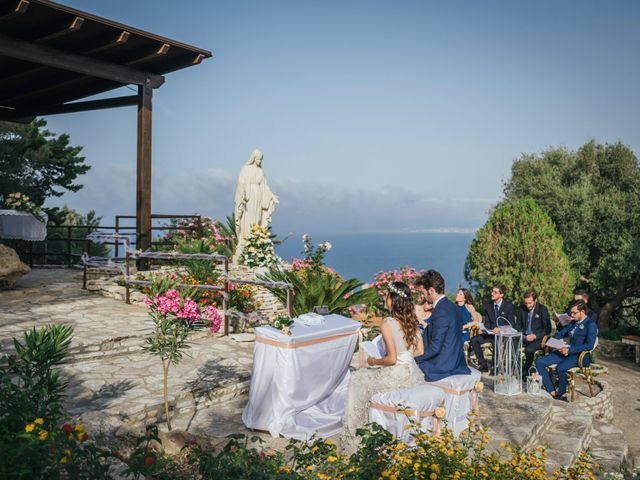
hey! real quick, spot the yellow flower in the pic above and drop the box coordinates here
[327,455,337,462]
[25,423,35,433]
[431,464,440,472]
[434,407,446,419]
[474,381,484,392]
[60,456,68,464]
[34,418,44,425]
[64,449,71,456]
[430,473,438,480]
[38,430,49,441]
[74,424,84,433]
[306,465,315,471]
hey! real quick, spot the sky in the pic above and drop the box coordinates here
[43,0,640,236]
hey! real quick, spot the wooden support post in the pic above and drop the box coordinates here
[223,258,230,335]
[67,225,72,267]
[136,79,152,270]
[82,237,89,290]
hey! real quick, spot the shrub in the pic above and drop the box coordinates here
[465,198,575,312]
[258,267,377,317]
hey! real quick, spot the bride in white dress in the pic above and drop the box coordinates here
[341,281,424,453]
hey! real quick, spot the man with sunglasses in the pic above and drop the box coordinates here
[535,299,598,401]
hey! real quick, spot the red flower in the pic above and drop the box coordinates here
[145,456,155,466]
[78,432,88,442]
[62,423,73,434]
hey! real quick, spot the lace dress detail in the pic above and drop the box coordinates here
[340,317,424,453]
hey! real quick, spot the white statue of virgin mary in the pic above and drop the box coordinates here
[233,149,278,261]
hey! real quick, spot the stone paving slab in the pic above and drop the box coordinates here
[0,269,153,357]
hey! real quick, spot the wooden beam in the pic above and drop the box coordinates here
[126,43,171,68]
[5,94,138,117]
[193,53,205,65]
[136,80,152,269]
[0,33,165,88]
[0,0,29,22]
[35,16,84,43]
[84,31,130,55]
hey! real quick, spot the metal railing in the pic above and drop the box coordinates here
[6,214,204,267]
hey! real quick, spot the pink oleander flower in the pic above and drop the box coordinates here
[178,298,201,321]
[205,305,223,333]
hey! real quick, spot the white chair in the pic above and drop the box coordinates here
[428,368,482,437]
[368,384,446,443]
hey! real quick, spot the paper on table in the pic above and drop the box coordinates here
[545,338,569,350]
[554,312,571,327]
[296,312,325,326]
[360,334,386,359]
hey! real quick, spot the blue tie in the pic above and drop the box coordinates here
[526,310,533,335]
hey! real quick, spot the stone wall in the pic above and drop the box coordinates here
[597,338,635,360]
[577,379,614,422]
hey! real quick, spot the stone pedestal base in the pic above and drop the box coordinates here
[0,243,30,289]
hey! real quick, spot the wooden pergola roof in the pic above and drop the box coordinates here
[0,0,211,121]
[0,0,212,266]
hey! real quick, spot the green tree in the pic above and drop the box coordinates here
[0,119,88,208]
[503,141,640,332]
[464,198,575,313]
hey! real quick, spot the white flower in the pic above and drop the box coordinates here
[321,242,332,251]
[302,234,310,242]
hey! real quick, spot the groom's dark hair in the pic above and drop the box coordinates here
[415,270,445,294]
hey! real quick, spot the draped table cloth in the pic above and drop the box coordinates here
[0,209,47,241]
[242,314,361,440]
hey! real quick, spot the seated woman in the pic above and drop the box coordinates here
[341,281,424,453]
[415,298,433,335]
[456,288,480,343]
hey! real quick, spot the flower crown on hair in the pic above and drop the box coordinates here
[387,282,409,299]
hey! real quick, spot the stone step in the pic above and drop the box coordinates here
[589,420,627,476]
[63,334,254,438]
[538,401,593,474]
[480,375,555,452]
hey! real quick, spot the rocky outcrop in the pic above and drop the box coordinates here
[0,243,30,289]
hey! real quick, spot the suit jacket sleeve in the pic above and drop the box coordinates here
[415,312,447,362]
[568,321,598,355]
[554,323,572,339]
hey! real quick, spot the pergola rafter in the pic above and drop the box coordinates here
[0,0,212,267]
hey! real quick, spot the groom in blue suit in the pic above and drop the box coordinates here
[414,270,470,382]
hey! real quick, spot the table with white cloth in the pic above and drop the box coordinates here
[242,314,361,440]
[0,209,47,241]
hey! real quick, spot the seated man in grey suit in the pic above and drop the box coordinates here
[414,270,470,381]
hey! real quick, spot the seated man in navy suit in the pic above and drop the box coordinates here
[470,284,517,373]
[535,299,598,401]
[414,270,470,382]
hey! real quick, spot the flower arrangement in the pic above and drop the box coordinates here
[184,275,261,313]
[3,192,45,221]
[272,314,294,335]
[238,224,281,268]
[143,274,223,430]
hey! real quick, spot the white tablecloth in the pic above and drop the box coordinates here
[0,209,47,241]
[242,314,361,439]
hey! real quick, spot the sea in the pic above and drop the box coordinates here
[275,232,475,290]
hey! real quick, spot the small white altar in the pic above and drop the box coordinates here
[0,209,47,241]
[242,314,360,440]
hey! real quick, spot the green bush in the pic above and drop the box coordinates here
[258,267,377,317]
[465,198,575,312]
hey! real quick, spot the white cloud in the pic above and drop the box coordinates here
[46,166,493,234]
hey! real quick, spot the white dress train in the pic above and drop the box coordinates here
[340,317,424,453]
